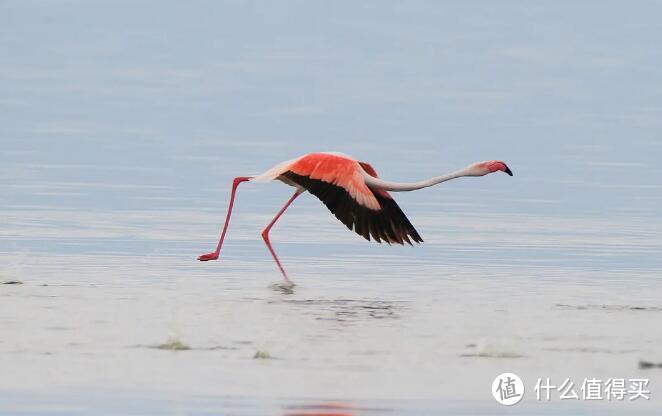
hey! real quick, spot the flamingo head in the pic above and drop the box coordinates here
[466,160,513,177]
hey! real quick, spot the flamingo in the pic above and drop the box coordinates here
[198,152,512,283]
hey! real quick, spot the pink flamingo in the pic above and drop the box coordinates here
[198,152,512,283]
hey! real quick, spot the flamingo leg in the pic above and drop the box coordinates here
[198,176,252,261]
[261,189,304,282]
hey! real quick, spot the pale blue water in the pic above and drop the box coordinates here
[1,1,662,415]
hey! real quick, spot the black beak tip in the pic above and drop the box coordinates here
[504,166,513,176]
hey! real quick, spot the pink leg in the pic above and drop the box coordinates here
[261,190,303,282]
[198,176,252,261]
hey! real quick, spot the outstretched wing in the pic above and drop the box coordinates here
[281,153,423,245]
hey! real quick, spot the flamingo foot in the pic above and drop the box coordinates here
[197,252,219,261]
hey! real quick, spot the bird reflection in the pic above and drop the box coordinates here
[283,402,353,416]
[283,401,390,416]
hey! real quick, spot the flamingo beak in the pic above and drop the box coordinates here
[503,165,513,176]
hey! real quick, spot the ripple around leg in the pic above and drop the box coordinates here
[269,281,296,294]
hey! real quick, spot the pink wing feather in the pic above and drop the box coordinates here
[287,153,381,210]
[281,153,423,245]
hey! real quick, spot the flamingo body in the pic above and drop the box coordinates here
[277,153,423,244]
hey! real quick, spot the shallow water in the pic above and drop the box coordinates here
[2,1,662,414]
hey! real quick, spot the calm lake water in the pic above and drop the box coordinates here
[1,1,662,415]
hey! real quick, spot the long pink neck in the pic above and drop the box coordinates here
[361,167,472,192]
